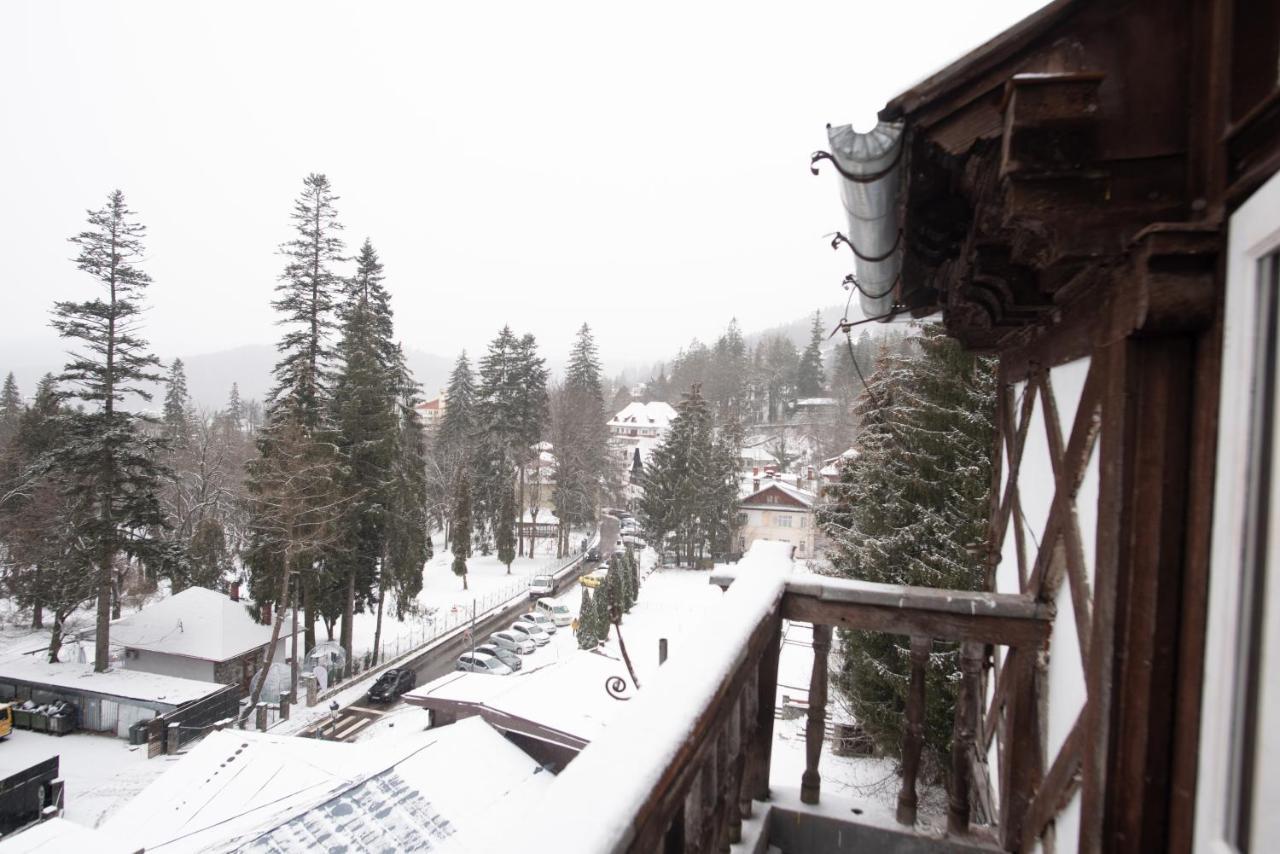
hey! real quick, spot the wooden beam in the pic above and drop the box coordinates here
[782,582,1050,647]
[1021,713,1085,851]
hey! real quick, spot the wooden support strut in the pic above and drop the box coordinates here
[800,624,832,804]
[949,641,984,835]
[897,635,932,825]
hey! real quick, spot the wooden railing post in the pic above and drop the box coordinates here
[738,667,759,822]
[751,613,782,802]
[897,635,931,825]
[800,623,832,804]
[948,641,983,835]
[726,693,745,845]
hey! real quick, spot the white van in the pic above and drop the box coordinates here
[534,597,573,627]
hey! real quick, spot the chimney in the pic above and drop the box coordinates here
[753,476,760,492]
[752,466,759,477]
[230,580,240,602]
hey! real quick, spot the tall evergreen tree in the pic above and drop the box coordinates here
[638,385,739,566]
[163,358,193,448]
[224,383,245,433]
[250,173,346,651]
[327,239,400,666]
[796,310,827,398]
[576,586,599,649]
[0,373,21,448]
[818,325,995,774]
[553,324,610,555]
[50,190,167,671]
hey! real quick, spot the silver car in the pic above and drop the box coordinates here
[474,643,523,672]
[517,611,558,634]
[510,620,551,647]
[456,651,512,675]
[489,630,535,655]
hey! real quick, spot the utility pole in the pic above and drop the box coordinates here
[470,599,476,662]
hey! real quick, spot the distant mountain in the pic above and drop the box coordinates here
[0,339,451,411]
[182,345,452,408]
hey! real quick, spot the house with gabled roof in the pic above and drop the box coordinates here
[737,479,818,560]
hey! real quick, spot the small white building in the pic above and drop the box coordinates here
[109,587,292,693]
[736,480,818,559]
[608,401,677,467]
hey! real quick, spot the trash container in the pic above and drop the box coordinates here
[13,708,30,730]
[30,708,48,733]
[128,718,148,745]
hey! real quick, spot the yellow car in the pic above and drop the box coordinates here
[0,703,12,739]
[580,568,608,589]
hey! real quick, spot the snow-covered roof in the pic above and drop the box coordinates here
[795,397,838,407]
[520,509,560,525]
[406,652,627,748]
[2,818,116,853]
[102,716,551,853]
[608,400,677,429]
[739,445,778,464]
[0,657,225,707]
[108,587,290,663]
[739,480,817,508]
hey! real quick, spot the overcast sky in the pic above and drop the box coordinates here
[2,1,1048,376]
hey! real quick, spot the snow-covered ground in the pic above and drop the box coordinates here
[0,728,175,829]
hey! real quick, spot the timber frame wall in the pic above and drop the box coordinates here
[867,0,1280,851]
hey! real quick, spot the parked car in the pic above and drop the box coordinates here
[621,534,646,548]
[586,547,601,563]
[367,668,416,703]
[456,651,513,675]
[489,630,535,655]
[510,621,551,646]
[528,575,556,599]
[474,643,522,672]
[534,597,573,627]
[517,611,558,634]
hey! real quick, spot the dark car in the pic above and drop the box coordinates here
[586,547,601,563]
[367,668,416,703]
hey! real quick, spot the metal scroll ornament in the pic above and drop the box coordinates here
[604,604,642,702]
[605,675,632,701]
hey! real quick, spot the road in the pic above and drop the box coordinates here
[304,515,621,741]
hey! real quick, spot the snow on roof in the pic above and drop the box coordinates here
[2,817,118,853]
[740,480,817,508]
[608,400,677,428]
[520,509,560,525]
[739,445,777,463]
[0,657,225,707]
[102,716,550,853]
[406,652,624,747]
[416,397,442,411]
[796,397,837,406]
[518,541,794,851]
[108,587,290,663]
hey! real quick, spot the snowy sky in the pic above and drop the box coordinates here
[2,1,1049,371]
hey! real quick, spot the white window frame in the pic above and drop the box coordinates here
[1197,169,1280,854]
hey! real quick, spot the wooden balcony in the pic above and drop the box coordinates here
[527,561,1052,854]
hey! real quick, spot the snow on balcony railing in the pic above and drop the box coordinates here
[521,541,793,853]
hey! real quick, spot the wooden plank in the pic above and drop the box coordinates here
[783,592,1049,647]
[1021,713,1085,851]
[1000,638,1043,851]
[949,641,984,834]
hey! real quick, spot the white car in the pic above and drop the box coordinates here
[456,651,513,675]
[528,575,555,599]
[489,630,535,655]
[510,621,551,647]
[534,597,573,627]
[517,611,558,634]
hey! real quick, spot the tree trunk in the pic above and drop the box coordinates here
[462,572,468,591]
[340,570,354,678]
[244,553,292,725]
[303,571,316,651]
[529,508,538,562]
[48,613,64,664]
[95,545,112,672]
[31,572,43,630]
[372,555,386,667]
[517,464,526,557]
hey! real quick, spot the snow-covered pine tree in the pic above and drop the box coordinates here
[162,359,193,448]
[384,346,432,618]
[553,324,611,555]
[0,373,21,448]
[327,239,400,667]
[512,333,549,556]
[225,383,245,434]
[449,472,472,590]
[795,310,827,398]
[473,326,520,534]
[249,173,346,651]
[50,190,168,671]
[818,324,995,774]
[576,587,598,649]
[590,573,614,640]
